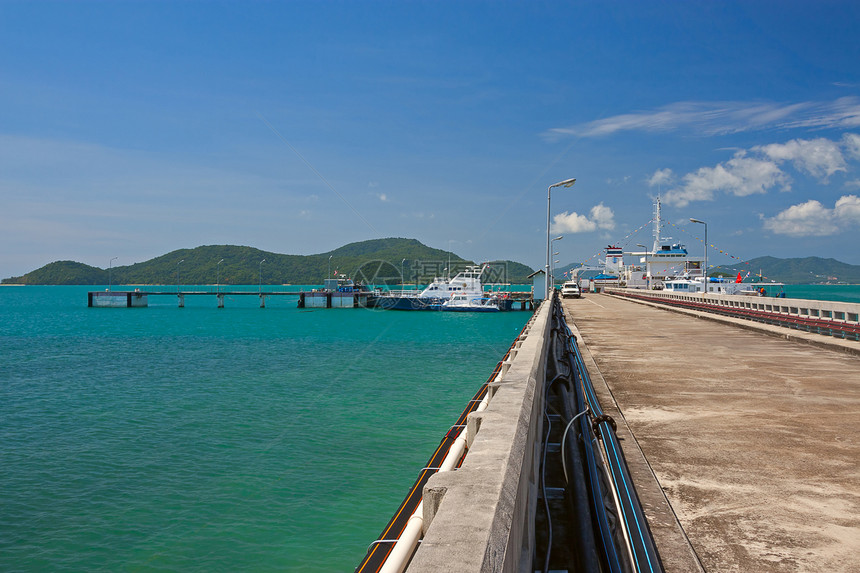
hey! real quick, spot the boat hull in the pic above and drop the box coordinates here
[369,295,516,311]
[440,305,500,312]
[368,296,445,310]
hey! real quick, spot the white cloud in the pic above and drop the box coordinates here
[659,133,860,207]
[663,152,790,207]
[605,175,631,185]
[762,200,838,236]
[762,195,860,236]
[648,168,673,187]
[546,97,860,139]
[377,193,389,202]
[552,203,615,233]
[835,194,860,225]
[843,133,860,160]
[552,211,595,233]
[755,137,846,180]
[590,203,616,230]
[783,96,860,130]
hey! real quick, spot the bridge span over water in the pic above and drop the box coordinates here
[358,291,859,573]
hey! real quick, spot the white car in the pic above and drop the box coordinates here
[561,281,581,298]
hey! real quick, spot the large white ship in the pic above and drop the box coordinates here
[571,197,783,296]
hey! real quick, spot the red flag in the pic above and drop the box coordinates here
[735,272,742,283]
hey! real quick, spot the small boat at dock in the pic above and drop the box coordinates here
[369,264,492,310]
[441,293,501,312]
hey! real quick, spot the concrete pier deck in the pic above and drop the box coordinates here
[562,293,860,572]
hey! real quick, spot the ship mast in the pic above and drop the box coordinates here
[652,195,666,253]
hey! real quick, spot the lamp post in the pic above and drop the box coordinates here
[401,258,407,287]
[550,235,563,290]
[546,178,576,299]
[328,255,333,281]
[216,259,224,293]
[689,218,707,294]
[108,256,118,292]
[259,259,266,293]
[177,259,184,292]
[637,244,649,290]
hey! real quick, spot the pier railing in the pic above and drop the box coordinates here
[606,287,860,341]
[123,285,304,294]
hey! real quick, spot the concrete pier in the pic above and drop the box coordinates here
[562,293,860,572]
[391,292,858,572]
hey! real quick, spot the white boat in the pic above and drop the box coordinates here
[370,264,493,310]
[440,293,501,312]
[663,275,785,297]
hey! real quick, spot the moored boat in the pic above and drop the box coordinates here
[369,264,491,310]
[663,275,785,297]
[440,293,501,312]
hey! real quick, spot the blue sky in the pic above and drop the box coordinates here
[2,1,860,279]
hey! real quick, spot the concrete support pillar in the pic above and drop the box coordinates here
[217,293,224,308]
[259,294,266,308]
[178,294,185,308]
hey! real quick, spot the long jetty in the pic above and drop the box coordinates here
[90,287,303,308]
[358,289,860,572]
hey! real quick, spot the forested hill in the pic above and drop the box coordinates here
[712,256,860,284]
[2,238,535,286]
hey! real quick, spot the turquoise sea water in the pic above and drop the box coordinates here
[0,286,531,572]
[3,284,858,572]
[782,284,860,303]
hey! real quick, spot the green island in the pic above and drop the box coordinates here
[2,238,535,286]
[4,238,860,286]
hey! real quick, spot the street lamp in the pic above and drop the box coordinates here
[550,235,563,290]
[637,244,649,290]
[216,259,225,293]
[546,178,576,299]
[401,258,407,287]
[689,218,707,294]
[108,256,118,292]
[177,259,184,292]
[259,259,266,293]
[328,255,333,281]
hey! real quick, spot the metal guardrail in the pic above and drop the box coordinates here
[608,289,860,341]
[548,297,665,573]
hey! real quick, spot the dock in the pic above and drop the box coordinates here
[356,290,860,572]
[88,287,535,310]
[88,288,303,308]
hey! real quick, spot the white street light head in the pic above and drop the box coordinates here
[547,177,576,301]
[553,235,563,241]
[550,178,577,189]
[690,218,704,224]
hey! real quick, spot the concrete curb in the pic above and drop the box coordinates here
[407,300,552,573]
